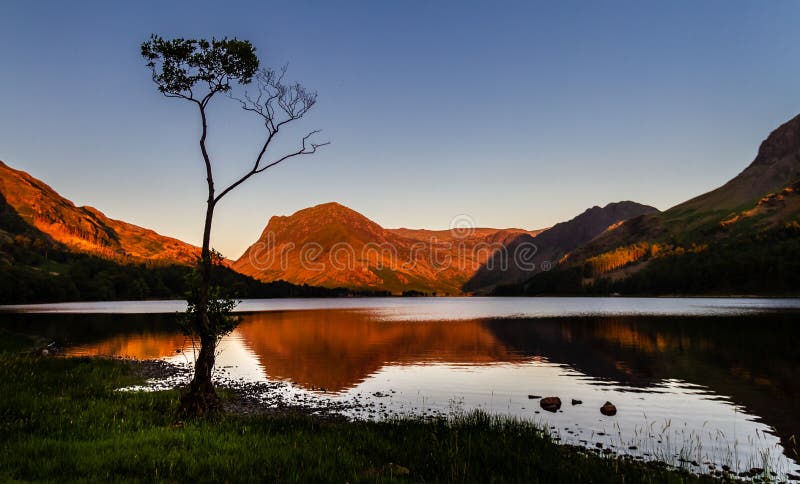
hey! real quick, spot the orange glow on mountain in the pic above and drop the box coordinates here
[232,202,545,294]
[0,161,200,265]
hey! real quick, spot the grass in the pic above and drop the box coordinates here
[0,329,719,483]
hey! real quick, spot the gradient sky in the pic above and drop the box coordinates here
[1,1,799,258]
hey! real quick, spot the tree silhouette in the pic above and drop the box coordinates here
[141,35,327,416]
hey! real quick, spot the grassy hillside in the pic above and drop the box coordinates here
[498,114,800,296]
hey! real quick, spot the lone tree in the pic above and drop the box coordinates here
[142,35,327,416]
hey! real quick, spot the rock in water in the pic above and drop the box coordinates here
[527,395,541,399]
[600,401,617,416]
[540,396,562,412]
[571,399,582,405]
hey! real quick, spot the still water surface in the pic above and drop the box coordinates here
[2,297,799,476]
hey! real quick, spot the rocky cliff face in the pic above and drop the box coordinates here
[668,113,800,221]
[0,160,199,265]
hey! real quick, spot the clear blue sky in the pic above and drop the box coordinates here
[1,1,799,258]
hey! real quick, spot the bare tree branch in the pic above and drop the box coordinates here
[215,130,329,203]
[213,67,328,203]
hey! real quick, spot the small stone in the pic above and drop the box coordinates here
[539,396,562,412]
[571,399,582,405]
[600,401,617,416]
[528,395,542,399]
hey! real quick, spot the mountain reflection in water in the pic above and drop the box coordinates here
[237,310,526,391]
[3,305,799,473]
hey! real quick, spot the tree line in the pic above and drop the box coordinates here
[0,234,379,304]
[494,222,800,296]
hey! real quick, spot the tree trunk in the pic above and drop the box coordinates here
[179,199,220,416]
[179,332,219,416]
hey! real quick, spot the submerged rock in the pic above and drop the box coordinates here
[540,396,562,412]
[600,401,617,416]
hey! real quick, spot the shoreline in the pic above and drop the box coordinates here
[115,356,796,482]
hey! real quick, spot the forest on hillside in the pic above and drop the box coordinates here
[494,223,800,296]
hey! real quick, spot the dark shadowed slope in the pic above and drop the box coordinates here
[464,201,659,293]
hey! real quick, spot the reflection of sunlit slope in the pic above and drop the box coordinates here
[235,310,524,392]
[587,317,800,439]
[65,333,189,359]
[572,319,713,353]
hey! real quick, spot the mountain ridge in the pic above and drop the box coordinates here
[233,200,656,294]
[464,201,660,292]
[503,112,800,295]
[232,201,550,294]
[0,160,200,265]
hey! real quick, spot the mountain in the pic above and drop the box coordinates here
[0,160,199,265]
[463,201,659,293]
[503,113,800,295]
[0,161,352,303]
[232,202,545,294]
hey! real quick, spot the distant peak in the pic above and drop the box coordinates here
[308,201,350,211]
[603,201,660,212]
[261,202,374,232]
[578,201,659,218]
[753,113,800,166]
[292,201,364,218]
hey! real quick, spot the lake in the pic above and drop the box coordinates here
[2,297,799,477]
